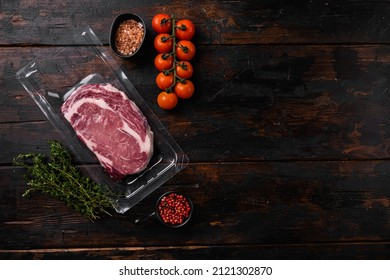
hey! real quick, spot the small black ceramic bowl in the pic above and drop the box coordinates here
[134,192,193,228]
[155,192,194,228]
[109,13,146,59]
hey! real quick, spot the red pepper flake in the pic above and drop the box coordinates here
[157,193,192,225]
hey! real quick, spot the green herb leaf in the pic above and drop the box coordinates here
[13,140,112,220]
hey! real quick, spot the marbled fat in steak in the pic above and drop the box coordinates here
[61,83,153,180]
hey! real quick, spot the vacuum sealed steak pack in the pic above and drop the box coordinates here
[16,25,188,213]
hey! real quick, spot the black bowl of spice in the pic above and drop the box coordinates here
[109,13,146,59]
[156,192,193,228]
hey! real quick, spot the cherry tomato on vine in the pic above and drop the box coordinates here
[176,40,196,61]
[154,54,174,71]
[174,80,195,99]
[157,91,178,110]
[156,72,174,90]
[152,13,172,33]
[154,33,173,53]
[175,61,193,79]
[175,19,195,40]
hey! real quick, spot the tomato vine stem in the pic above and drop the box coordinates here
[175,23,187,31]
[161,52,172,60]
[160,14,191,93]
[167,14,177,93]
[161,16,171,25]
[161,35,174,42]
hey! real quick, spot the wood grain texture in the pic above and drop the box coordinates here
[2,243,390,260]
[1,45,390,164]
[1,161,390,252]
[2,0,390,45]
[1,0,390,260]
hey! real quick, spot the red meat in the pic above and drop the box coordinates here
[61,83,153,180]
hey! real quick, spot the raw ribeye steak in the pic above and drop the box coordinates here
[61,83,153,180]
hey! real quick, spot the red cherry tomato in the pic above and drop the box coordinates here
[157,91,178,110]
[175,19,195,40]
[154,33,173,53]
[156,72,174,90]
[175,61,193,79]
[174,80,195,99]
[176,40,196,61]
[152,14,172,33]
[154,54,174,71]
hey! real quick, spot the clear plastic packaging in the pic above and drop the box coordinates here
[16,25,188,213]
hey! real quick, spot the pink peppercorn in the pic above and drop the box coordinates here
[157,192,192,226]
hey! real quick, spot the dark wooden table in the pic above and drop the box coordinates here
[1,0,390,260]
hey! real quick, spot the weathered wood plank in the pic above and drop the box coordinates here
[3,44,390,122]
[2,0,390,45]
[1,45,390,162]
[1,114,389,165]
[2,243,390,260]
[2,0,389,261]
[1,161,390,250]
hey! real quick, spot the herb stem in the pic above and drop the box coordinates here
[14,140,112,220]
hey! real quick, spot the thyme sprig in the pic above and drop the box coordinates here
[13,140,112,220]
